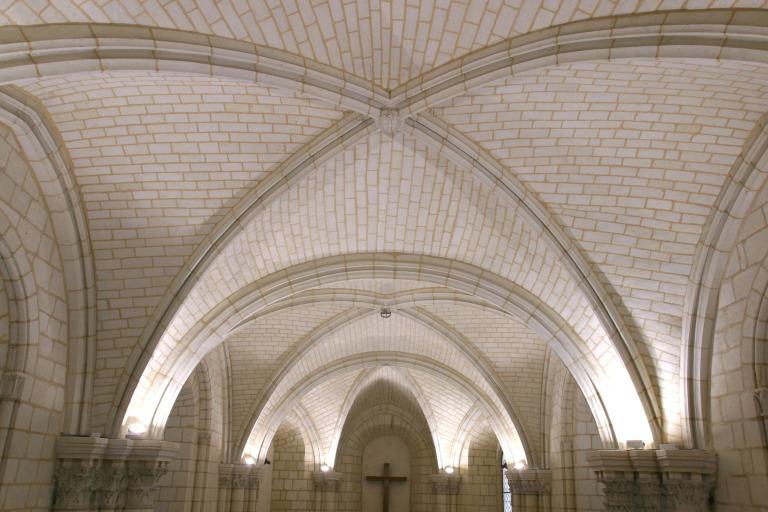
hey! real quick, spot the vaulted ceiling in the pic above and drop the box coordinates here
[1,0,767,470]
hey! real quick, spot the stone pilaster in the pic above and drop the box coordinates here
[53,436,177,512]
[191,431,214,512]
[430,473,461,512]
[506,469,552,512]
[587,449,716,512]
[313,470,342,511]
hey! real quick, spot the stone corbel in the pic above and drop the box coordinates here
[506,469,552,512]
[313,470,343,492]
[54,462,100,510]
[657,449,717,511]
[53,436,177,512]
[54,436,110,511]
[587,449,716,512]
[430,472,461,495]
[217,463,260,512]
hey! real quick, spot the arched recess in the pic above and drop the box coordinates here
[121,254,650,451]
[683,114,768,448]
[266,414,319,512]
[0,85,96,436]
[325,366,444,470]
[337,376,437,463]
[335,378,439,512]
[456,418,504,512]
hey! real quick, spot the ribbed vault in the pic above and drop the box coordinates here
[0,10,766,487]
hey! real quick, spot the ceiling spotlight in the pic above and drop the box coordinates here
[380,307,392,319]
[444,466,455,474]
[320,464,331,472]
[243,456,256,465]
[513,461,526,470]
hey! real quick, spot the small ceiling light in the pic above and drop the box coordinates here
[127,422,147,437]
[243,456,256,465]
[380,307,392,319]
[320,464,331,472]
[444,466,454,474]
[513,461,526,470]
[501,461,508,470]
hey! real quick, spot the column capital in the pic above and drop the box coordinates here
[506,469,552,495]
[430,473,461,494]
[53,435,178,511]
[587,449,717,512]
[312,470,343,491]
[219,463,261,490]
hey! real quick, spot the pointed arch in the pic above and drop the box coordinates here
[682,114,768,447]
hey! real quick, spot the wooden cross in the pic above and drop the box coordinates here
[365,462,407,512]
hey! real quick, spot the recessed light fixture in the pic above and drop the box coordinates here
[444,466,454,474]
[243,456,256,465]
[320,464,331,472]
[380,307,392,319]
[127,422,147,436]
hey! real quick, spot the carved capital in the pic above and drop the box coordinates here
[430,473,461,495]
[231,472,260,490]
[664,480,714,509]
[600,478,637,512]
[313,470,342,492]
[96,464,127,509]
[588,449,717,512]
[506,469,552,496]
[54,436,177,511]
[124,461,170,508]
[220,464,260,490]
[636,478,663,511]
[53,464,99,510]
